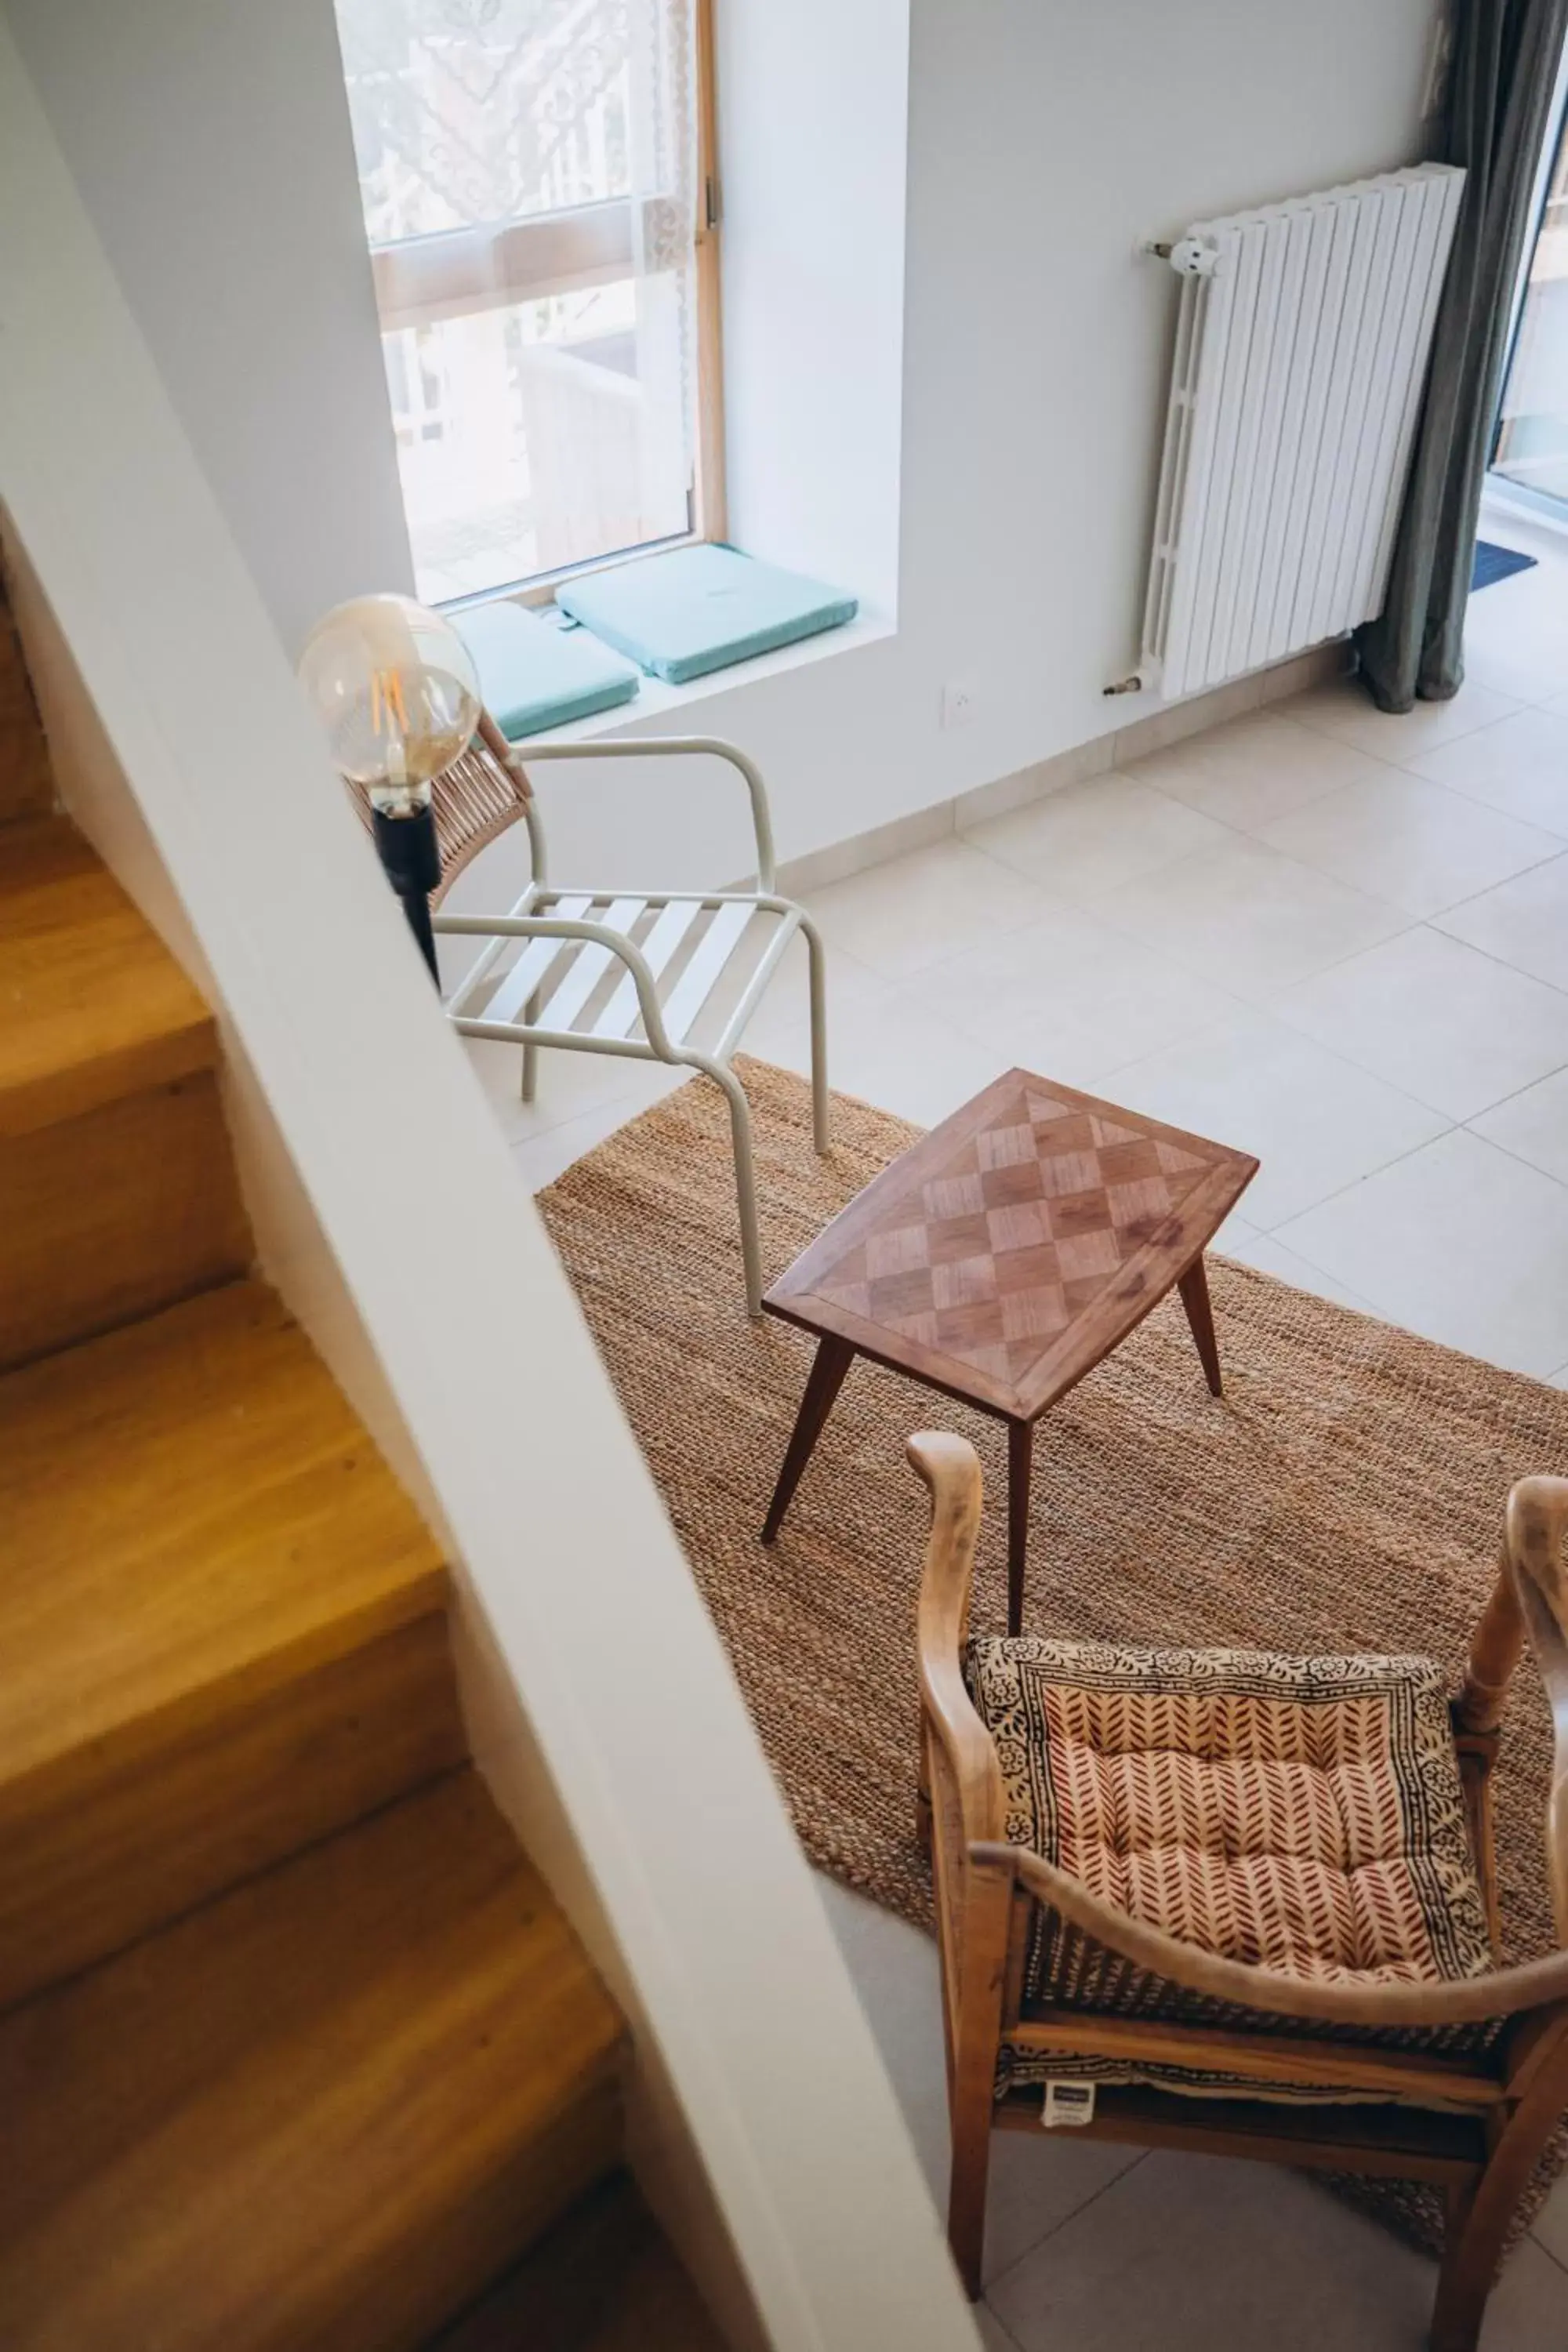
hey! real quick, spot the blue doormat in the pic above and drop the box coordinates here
[1472,539,1538,591]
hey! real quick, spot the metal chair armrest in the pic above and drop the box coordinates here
[507,735,778,891]
[431,910,678,1059]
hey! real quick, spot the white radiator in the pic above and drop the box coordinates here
[1141,164,1466,701]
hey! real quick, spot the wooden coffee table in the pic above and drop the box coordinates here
[760,1068,1258,1632]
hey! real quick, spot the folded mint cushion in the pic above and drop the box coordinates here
[557,544,858,684]
[450,600,639,739]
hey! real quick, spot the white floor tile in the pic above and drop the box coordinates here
[1273,925,1568,1120]
[1470,1064,1568,1187]
[985,2152,1436,2352]
[465,1029,676,1142]
[707,923,887,1024]
[1286,672,1522,757]
[1433,851,1568,993]
[1462,565,1568,709]
[975,2308,1025,2351]
[1253,769,1562,919]
[1098,1011,1447,1229]
[806,838,1058,982]
[1480,2237,1568,2348]
[763,978,1013,1130]
[1087,837,1409,998]
[1123,710,1405,833]
[817,1878,1142,2292]
[914,908,1245,1090]
[814,1878,949,2209]
[1273,1128,1568,1377]
[1533,2169,1568,2270]
[1458,642,1568,706]
[961,774,1231,901]
[1216,1225,1378,1313]
[508,1069,693,1191]
[1405,706,1568,832]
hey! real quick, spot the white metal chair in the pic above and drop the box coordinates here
[373,713,830,1316]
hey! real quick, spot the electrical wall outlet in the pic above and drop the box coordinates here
[940,677,979,729]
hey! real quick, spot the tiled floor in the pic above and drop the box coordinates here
[468,516,1568,2344]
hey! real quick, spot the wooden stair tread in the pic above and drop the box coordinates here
[426,2176,727,2352]
[0,817,215,1135]
[0,596,53,826]
[0,1770,626,2351]
[0,1279,448,1797]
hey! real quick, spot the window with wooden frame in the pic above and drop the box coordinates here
[336,0,724,608]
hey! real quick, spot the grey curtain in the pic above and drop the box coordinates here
[1356,0,1568,709]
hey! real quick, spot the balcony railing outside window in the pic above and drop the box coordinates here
[1494,61,1568,510]
[336,0,704,603]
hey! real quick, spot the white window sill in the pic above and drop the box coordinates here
[492,595,896,744]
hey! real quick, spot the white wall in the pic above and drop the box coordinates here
[718,0,909,619]
[659,0,1441,867]
[3,0,416,656]
[7,0,1439,880]
[7,0,1441,879]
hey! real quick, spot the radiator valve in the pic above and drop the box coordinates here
[1168,234,1220,278]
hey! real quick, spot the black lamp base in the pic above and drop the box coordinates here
[371,804,441,985]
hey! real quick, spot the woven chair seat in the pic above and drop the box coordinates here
[343,740,524,906]
[964,1634,1500,2105]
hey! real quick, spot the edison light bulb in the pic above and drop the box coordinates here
[297,593,480,815]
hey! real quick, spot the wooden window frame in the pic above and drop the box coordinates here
[371,0,725,612]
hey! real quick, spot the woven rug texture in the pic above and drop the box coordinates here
[537,1057,1566,2252]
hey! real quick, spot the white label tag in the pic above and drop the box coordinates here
[1042,2080,1096,2129]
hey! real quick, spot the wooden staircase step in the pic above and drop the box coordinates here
[0,1769,626,2352]
[0,815,249,1369]
[0,1279,463,2007]
[426,2176,728,2352]
[0,816,216,1136]
[0,1061,252,1374]
[0,596,53,826]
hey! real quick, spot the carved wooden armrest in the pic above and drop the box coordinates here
[909,1434,1005,1844]
[1501,1476,1568,1940]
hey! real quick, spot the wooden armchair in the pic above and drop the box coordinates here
[911,1432,1568,2350]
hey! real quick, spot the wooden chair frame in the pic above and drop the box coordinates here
[911,1432,1568,2350]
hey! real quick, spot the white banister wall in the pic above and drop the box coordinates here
[0,31,982,2352]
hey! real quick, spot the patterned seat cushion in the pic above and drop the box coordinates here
[964,1635,1498,2105]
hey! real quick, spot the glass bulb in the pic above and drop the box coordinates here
[297,592,480,815]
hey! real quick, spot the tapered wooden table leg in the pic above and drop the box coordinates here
[1007,1418,1033,1636]
[761,1335,856,1543]
[1178,1254,1224,1397]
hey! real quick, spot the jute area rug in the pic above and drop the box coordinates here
[538,1057,1566,2252]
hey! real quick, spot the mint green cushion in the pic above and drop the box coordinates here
[557,544,858,684]
[451,601,639,739]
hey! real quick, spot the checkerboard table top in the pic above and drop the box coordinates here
[765,1069,1258,1421]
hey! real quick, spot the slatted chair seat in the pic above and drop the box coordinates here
[964,1633,1501,2104]
[450,891,793,1056]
